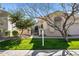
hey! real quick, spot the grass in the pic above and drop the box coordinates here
[0,37,79,50]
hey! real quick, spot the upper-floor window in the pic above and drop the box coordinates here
[54,16,62,27]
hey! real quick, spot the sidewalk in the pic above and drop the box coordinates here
[33,35,79,39]
[0,50,79,56]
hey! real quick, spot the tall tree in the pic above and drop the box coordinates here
[9,10,25,24]
[22,3,79,42]
[9,9,25,33]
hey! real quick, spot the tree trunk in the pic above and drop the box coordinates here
[63,35,68,42]
[58,30,68,42]
[64,31,68,42]
[60,32,68,42]
[20,29,23,37]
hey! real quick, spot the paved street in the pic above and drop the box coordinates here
[0,50,79,56]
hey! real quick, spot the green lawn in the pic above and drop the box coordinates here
[0,37,79,50]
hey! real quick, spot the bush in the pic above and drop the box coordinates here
[68,34,71,36]
[5,31,10,36]
[12,30,18,37]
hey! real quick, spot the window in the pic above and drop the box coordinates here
[54,17,62,27]
[40,24,43,29]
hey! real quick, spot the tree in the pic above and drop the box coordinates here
[9,10,25,24]
[15,19,35,35]
[9,9,25,30]
[21,3,79,42]
[8,10,25,36]
[9,9,35,36]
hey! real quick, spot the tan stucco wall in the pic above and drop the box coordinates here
[17,29,31,35]
[36,15,79,36]
[0,10,9,36]
[0,16,8,35]
[67,16,79,35]
[68,23,79,35]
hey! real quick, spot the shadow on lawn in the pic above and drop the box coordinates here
[30,38,75,56]
[0,37,21,50]
[30,38,69,50]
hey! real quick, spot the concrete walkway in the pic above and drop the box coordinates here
[0,50,79,56]
[33,35,79,39]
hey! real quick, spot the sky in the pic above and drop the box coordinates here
[0,3,71,17]
[1,3,63,11]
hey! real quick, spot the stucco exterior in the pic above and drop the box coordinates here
[0,9,14,36]
[33,11,79,36]
[0,9,9,35]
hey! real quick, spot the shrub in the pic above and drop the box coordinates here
[68,34,71,36]
[12,30,18,37]
[5,31,10,36]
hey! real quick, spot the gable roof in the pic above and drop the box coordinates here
[48,11,64,17]
[38,11,65,19]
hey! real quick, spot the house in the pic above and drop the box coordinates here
[0,9,11,36]
[0,9,31,36]
[0,8,79,37]
[0,9,19,36]
[32,11,79,36]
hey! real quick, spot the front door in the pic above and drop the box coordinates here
[34,26,39,35]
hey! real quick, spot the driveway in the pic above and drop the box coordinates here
[0,50,79,56]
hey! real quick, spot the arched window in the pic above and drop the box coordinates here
[54,16,62,27]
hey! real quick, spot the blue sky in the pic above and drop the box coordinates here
[1,3,63,11]
[1,3,71,17]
